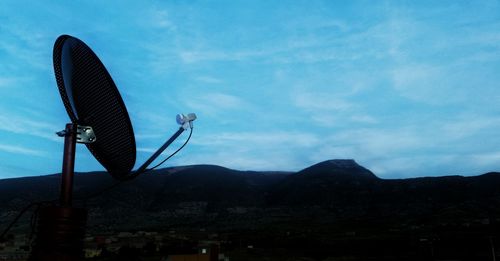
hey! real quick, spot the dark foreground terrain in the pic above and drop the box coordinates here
[1,159,499,260]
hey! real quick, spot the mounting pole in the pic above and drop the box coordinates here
[60,123,77,207]
[29,123,86,261]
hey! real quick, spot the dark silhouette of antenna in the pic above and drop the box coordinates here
[28,35,196,260]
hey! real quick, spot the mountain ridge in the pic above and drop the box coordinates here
[2,159,497,181]
[0,159,499,233]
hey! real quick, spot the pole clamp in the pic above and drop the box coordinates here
[56,125,96,144]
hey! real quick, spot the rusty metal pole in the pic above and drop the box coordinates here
[30,123,87,260]
[60,123,77,207]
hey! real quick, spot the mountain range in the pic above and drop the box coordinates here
[1,159,500,234]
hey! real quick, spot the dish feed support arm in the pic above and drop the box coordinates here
[134,126,186,175]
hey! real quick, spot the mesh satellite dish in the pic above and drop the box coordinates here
[53,34,196,181]
[53,35,136,179]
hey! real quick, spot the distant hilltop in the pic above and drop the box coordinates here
[0,159,499,233]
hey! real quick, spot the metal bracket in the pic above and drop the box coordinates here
[76,126,96,144]
[56,125,96,144]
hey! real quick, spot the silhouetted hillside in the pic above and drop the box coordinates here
[147,165,287,209]
[268,159,380,205]
[0,160,499,233]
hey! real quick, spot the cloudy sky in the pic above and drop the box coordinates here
[0,0,499,179]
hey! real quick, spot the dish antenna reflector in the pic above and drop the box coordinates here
[53,35,136,179]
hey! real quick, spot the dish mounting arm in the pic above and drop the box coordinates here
[131,112,197,178]
[135,126,186,174]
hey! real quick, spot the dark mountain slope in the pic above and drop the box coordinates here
[268,159,380,206]
[1,161,500,233]
[146,165,288,210]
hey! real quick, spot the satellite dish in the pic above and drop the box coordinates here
[27,34,196,259]
[53,35,136,179]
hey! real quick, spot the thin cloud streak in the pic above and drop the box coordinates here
[0,114,61,142]
[191,131,320,148]
[0,143,46,156]
[184,93,249,118]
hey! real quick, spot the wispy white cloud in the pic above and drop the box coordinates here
[176,31,386,65]
[0,22,52,71]
[364,155,460,178]
[290,88,380,127]
[306,127,434,176]
[309,114,338,128]
[0,114,61,142]
[333,128,428,156]
[372,8,500,106]
[308,112,500,177]
[457,49,500,64]
[164,130,322,171]
[192,131,319,148]
[367,157,424,178]
[150,9,176,31]
[0,143,46,156]
[390,64,468,105]
[172,19,356,65]
[0,77,21,88]
[470,152,500,168]
[292,91,353,112]
[179,49,269,64]
[304,112,378,128]
[450,21,500,50]
[350,115,378,124]
[172,147,308,171]
[185,93,249,117]
[309,141,473,178]
[202,93,244,108]
[439,116,500,140]
[137,147,156,153]
[195,76,223,84]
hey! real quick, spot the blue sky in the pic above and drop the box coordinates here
[0,1,499,179]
